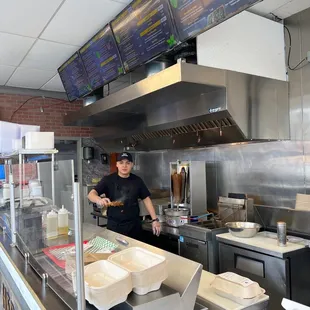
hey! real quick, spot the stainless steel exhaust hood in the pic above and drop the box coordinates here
[64,62,289,151]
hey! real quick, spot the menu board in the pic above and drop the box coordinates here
[111,0,179,72]
[169,0,260,42]
[80,25,124,90]
[58,53,92,102]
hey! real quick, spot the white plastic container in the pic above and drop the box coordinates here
[108,247,167,295]
[46,210,58,239]
[19,124,40,138]
[58,205,69,235]
[29,179,43,197]
[72,260,132,310]
[25,132,54,149]
[3,183,10,200]
[12,139,22,151]
[0,121,20,154]
[282,298,310,310]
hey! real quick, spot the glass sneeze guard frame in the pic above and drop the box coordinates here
[9,152,82,309]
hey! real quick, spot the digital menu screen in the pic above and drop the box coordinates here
[111,0,179,72]
[58,53,92,102]
[80,25,124,90]
[169,0,260,42]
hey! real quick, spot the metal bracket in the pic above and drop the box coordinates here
[42,273,48,286]
[24,252,30,264]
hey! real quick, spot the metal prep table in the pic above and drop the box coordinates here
[1,198,202,310]
[217,231,310,310]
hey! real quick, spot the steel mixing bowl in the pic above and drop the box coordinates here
[225,222,262,238]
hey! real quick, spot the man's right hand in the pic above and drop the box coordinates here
[96,197,111,207]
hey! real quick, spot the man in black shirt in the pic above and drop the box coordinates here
[88,152,161,239]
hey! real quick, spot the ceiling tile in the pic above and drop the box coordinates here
[0,33,35,66]
[7,67,55,89]
[20,40,79,72]
[0,0,63,38]
[41,74,65,92]
[248,0,290,16]
[0,65,16,86]
[272,0,310,18]
[40,0,127,46]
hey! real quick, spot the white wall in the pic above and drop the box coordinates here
[197,11,287,81]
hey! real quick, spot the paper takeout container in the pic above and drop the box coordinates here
[211,272,265,306]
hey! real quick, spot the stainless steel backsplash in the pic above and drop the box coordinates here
[134,141,308,210]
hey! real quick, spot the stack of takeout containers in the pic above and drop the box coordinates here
[108,247,168,295]
[73,247,167,310]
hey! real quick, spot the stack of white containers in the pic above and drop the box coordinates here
[0,121,21,154]
[0,121,40,154]
[74,247,168,310]
[108,247,168,295]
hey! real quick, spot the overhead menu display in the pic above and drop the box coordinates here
[80,25,124,90]
[111,0,178,72]
[58,53,92,101]
[169,0,260,42]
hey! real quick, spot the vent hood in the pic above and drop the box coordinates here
[64,62,289,151]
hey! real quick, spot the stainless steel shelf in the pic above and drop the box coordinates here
[19,149,58,155]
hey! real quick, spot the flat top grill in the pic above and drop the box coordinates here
[179,217,225,241]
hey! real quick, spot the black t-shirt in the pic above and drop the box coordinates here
[94,173,150,223]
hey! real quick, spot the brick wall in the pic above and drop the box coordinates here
[0,93,92,137]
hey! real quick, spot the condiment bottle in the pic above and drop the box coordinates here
[58,205,69,235]
[46,210,58,239]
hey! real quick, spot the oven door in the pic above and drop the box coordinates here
[179,236,208,270]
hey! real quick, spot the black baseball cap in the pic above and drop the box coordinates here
[117,152,133,162]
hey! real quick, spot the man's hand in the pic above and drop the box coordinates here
[96,197,111,207]
[152,221,161,236]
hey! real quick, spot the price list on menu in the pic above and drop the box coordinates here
[169,0,260,42]
[58,53,92,101]
[80,25,124,90]
[111,0,178,72]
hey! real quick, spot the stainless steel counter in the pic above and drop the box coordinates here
[217,232,308,259]
[5,203,202,310]
[0,229,69,310]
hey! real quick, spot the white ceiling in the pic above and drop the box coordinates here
[248,0,310,19]
[0,0,131,91]
[0,0,309,93]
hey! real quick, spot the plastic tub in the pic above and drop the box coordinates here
[73,260,132,310]
[109,247,167,295]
